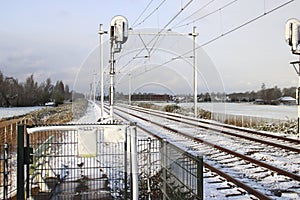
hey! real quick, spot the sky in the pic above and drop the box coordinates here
[0,0,300,95]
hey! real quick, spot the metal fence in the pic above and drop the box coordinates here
[211,112,287,128]
[137,138,161,199]
[136,138,203,200]
[2,123,203,200]
[161,140,203,200]
[22,124,132,200]
[0,144,11,200]
[0,118,29,199]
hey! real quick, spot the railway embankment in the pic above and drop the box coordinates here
[26,103,73,124]
[136,102,298,135]
[0,103,73,126]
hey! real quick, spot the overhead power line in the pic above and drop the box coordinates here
[149,0,194,54]
[118,0,194,72]
[118,0,295,82]
[196,0,295,48]
[171,0,216,29]
[133,0,167,28]
[132,0,155,28]
[173,0,238,29]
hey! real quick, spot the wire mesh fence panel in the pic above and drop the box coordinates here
[137,138,162,199]
[0,144,13,200]
[0,118,28,199]
[4,123,203,199]
[211,112,287,128]
[160,140,203,200]
[27,124,129,200]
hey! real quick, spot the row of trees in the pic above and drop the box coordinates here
[0,71,71,107]
[226,84,296,103]
[113,84,296,104]
[198,84,296,103]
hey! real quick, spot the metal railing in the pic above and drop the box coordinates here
[136,138,203,200]
[0,144,10,200]
[3,123,203,200]
[0,118,28,199]
[161,140,203,200]
[211,112,287,128]
[24,124,132,200]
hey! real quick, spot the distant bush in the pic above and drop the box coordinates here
[137,103,155,109]
[197,109,211,119]
[163,104,181,113]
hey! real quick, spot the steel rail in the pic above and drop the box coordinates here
[115,105,300,182]
[137,104,300,144]
[113,107,273,200]
[124,105,300,152]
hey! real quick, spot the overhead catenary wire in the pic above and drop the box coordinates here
[148,0,194,55]
[117,0,194,72]
[131,0,155,28]
[173,0,239,29]
[171,0,216,29]
[117,0,295,83]
[106,0,294,90]
[133,0,167,28]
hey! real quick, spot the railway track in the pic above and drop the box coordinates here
[111,103,300,199]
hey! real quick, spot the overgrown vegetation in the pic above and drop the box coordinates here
[163,104,181,113]
[136,102,161,110]
[0,70,71,107]
[197,109,211,119]
[27,103,73,124]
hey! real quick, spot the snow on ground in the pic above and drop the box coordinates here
[1,101,112,199]
[155,102,297,120]
[74,101,103,123]
[0,106,44,120]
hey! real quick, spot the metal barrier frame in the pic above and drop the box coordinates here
[136,138,203,200]
[16,124,137,199]
[13,124,203,200]
[161,139,203,200]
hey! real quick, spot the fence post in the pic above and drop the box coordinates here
[147,137,152,197]
[4,126,7,144]
[3,143,8,200]
[161,139,167,200]
[130,124,138,200]
[26,131,30,199]
[197,155,203,200]
[17,124,25,200]
[124,128,128,200]
[242,115,244,127]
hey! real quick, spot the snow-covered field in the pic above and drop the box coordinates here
[156,102,297,120]
[0,106,44,120]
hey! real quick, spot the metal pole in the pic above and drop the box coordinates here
[124,128,128,200]
[93,72,96,103]
[291,59,300,139]
[3,143,8,200]
[129,73,132,105]
[298,56,300,138]
[17,125,25,200]
[147,137,151,200]
[130,125,138,200]
[192,26,198,118]
[197,155,203,199]
[26,131,30,199]
[109,37,115,122]
[99,24,105,120]
[162,139,167,200]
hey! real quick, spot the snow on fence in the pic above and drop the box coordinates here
[2,123,203,200]
[210,112,287,128]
